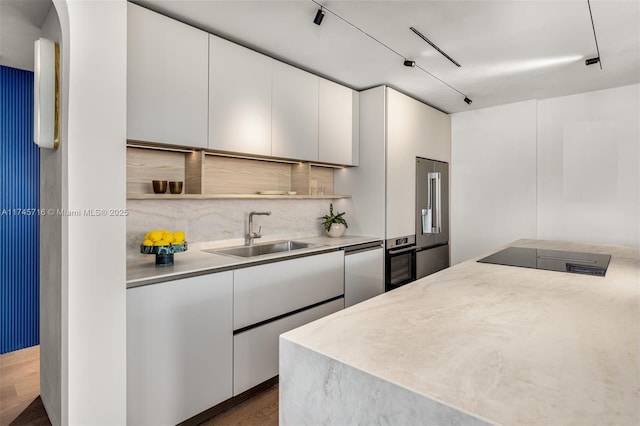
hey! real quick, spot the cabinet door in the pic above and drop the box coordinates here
[318,79,359,166]
[234,251,344,330]
[127,272,233,425]
[421,106,451,163]
[272,62,319,161]
[234,298,343,395]
[127,3,209,148]
[344,247,384,307]
[209,36,272,156]
[386,88,422,239]
[385,88,451,239]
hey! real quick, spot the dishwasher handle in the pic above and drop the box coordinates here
[343,242,383,255]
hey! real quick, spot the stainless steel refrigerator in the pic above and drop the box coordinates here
[415,157,449,279]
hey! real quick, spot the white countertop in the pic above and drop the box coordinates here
[127,235,381,288]
[281,239,640,425]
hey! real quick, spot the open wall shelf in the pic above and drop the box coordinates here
[127,193,351,200]
[127,145,350,200]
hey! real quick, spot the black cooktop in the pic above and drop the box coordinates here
[477,247,611,277]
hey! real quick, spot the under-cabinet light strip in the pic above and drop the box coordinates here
[204,151,299,164]
[126,142,194,153]
[308,163,344,169]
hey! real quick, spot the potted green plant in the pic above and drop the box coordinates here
[320,203,348,237]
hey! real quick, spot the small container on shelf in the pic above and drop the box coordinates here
[169,181,183,194]
[152,180,167,194]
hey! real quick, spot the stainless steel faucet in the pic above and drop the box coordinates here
[246,211,271,245]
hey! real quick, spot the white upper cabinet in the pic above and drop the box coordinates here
[127,3,209,148]
[318,78,359,166]
[386,89,423,239]
[426,107,451,163]
[385,88,451,239]
[209,36,272,156]
[272,62,319,161]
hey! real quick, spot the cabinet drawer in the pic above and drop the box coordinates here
[234,251,344,330]
[233,298,343,395]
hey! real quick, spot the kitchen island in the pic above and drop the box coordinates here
[279,239,639,425]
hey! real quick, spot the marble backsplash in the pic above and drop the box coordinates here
[126,199,344,258]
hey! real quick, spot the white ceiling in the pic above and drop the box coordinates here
[136,0,640,113]
[0,0,53,71]
[2,1,637,112]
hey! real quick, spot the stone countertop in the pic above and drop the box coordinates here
[127,235,382,288]
[281,239,640,425]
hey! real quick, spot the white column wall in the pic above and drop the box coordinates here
[39,5,63,425]
[451,100,538,264]
[50,0,127,424]
[537,85,639,249]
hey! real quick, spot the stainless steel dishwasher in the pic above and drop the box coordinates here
[343,241,384,307]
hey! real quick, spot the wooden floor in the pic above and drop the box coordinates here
[0,345,278,426]
[0,345,50,426]
[202,385,279,426]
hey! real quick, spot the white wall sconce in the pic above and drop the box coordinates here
[33,38,60,149]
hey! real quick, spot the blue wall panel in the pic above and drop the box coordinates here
[0,65,40,354]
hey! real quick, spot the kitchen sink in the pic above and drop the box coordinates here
[203,240,323,258]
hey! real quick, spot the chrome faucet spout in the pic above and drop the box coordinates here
[246,211,271,246]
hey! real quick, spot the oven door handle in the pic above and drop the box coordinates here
[387,246,417,255]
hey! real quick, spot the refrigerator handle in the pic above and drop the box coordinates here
[421,173,433,234]
[423,172,441,234]
[433,172,441,233]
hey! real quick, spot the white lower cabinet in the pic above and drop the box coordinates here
[234,251,344,330]
[127,250,346,424]
[345,246,384,307]
[127,272,233,425]
[233,298,344,395]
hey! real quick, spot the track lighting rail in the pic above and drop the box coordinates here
[310,0,472,105]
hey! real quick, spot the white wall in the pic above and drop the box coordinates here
[47,0,127,424]
[451,100,538,264]
[451,85,640,264]
[537,85,639,248]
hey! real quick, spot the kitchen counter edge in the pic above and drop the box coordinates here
[127,236,382,289]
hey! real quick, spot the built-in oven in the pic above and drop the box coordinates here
[385,235,416,292]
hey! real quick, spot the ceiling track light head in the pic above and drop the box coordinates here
[403,59,416,67]
[585,56,600,66]
[464,97,472,105]
[313,7,325,25]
